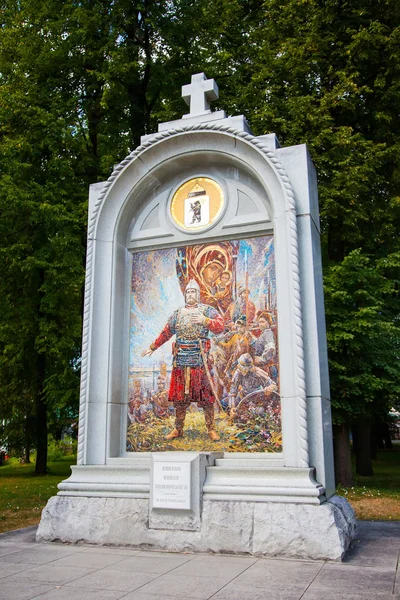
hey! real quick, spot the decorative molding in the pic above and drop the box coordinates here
[203,463,325,504]
[58,464,151,497]
[236,189,258,216]
[77,123,309,468]
[140,203,160,230]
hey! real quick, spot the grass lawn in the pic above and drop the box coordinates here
[0,445,399,534]
[337,443,400,521]
[0,456,75,534]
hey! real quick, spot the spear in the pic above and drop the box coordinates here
[245,249,249,330]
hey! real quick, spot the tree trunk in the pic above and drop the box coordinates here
[370,422,378,459]
[23,418,31,464]
[377,422,385,450]
[355,417,373,476]
[35,350,47,475]
[383,422,393,450]
[35,394,47,475]
[351,425,358,455]
[333,423,354,487]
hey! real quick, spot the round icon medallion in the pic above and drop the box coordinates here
[170,177,224,232]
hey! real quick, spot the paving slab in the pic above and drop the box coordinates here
[343,543,399,569]
[0,542,38,551]
[0,562,37,579]
[304,563,395,597]
[1,545,85,565]
[136,574,230,599]
[355,521,400,540]
[102,554,194,575]
[170,555,257,578]
[120,592,211,600]
[349,535,400,551]
[50,551,130,569]
[232,557,323,588]
[134,550,197,558]
[395,567,400,595]
[0,526,37,543]
[0,521,399,600]
[0,545,26,558]
[3,564,96,586]
[29,587,126,600]
[65,569,159,592]
[210,581,308,600]
[302,590,397,600]
[0,582,55,600]
[80,546,140,556]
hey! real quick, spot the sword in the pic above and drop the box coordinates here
[199,340,226,413]
[235,386,279,411]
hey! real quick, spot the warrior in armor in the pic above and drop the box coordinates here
[224,285,256,330]
[252,310,277,380]
[229,353,277,412]
[152,375,170,418]
[141,280,224,440]
[218,316,255,379]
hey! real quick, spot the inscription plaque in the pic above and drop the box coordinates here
[153,461,191,509]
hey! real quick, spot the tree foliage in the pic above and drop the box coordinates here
[0,0,218,470]
[325,250,400,420]
[201,0,400,457]
[0,0,399,477]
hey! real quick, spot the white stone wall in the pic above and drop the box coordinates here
[37,495,355,561]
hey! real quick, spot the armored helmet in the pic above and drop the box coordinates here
[238,353,253,367]
[238,352,253,375]
[185,279,200,302]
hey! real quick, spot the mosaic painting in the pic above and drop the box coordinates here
[127,235,281,453]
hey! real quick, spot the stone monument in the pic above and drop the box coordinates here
[37,73,356,559]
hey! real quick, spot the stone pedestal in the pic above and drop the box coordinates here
[37,453,356,559]
[37,494,355,561]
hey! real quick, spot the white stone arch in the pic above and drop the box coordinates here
[78,124,309,473]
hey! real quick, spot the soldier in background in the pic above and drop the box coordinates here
[152,375,170,418]
[138,391,153,421]
[252,310,277,382]
[229,353,277,413]
[224,285,256,330]
[218,316,254,379]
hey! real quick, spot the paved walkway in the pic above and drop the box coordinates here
[0,521,399,600]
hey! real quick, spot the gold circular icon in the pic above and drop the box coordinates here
[170,177,224,232]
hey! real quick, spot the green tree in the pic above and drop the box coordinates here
[202,0,400,483]
[0,0,214,472]
[324,250,400,482]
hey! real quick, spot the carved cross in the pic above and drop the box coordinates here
[181,73,219,117]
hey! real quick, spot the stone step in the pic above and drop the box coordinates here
[204,465,326,503]
[214,457,284,468]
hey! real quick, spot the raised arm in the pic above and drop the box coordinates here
[141,317,175,358]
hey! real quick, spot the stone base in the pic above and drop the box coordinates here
[37,495,355,561]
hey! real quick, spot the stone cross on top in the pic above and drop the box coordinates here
[181,73,219,118]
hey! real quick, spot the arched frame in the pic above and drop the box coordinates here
[77,124,311,472]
